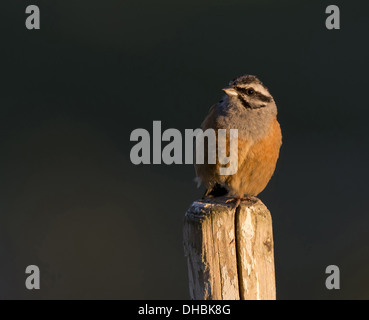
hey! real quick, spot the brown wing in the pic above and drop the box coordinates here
[194,104,220,190]
[201,104,218,131]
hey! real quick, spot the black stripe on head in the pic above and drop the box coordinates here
[237,94,252,109]
[235,87,272,103]
[231,74,270,93]
[255,91,272,103]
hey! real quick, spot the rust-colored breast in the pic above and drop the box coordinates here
[227,118,282,197]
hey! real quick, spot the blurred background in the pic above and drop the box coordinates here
[1,0,369,299]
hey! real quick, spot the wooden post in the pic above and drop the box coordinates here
[183,196,276,300]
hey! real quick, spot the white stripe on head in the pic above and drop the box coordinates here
[248,83,271,97]
[235,82,270,97]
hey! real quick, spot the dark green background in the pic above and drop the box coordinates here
[1,0,369,299]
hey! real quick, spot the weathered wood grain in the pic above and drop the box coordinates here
[183,196,276,300]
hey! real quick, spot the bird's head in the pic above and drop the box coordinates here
[222,75,276,114]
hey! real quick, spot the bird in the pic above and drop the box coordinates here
[194,74,282,206]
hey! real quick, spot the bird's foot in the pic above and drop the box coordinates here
[225,196,255,208]
[225,196,253,208]
[225,197,241,208]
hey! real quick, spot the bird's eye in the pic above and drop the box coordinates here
[246,88,255,95]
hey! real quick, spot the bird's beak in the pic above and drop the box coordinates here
[222,86,238,96]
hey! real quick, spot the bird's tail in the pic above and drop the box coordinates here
[202,183,228,199]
